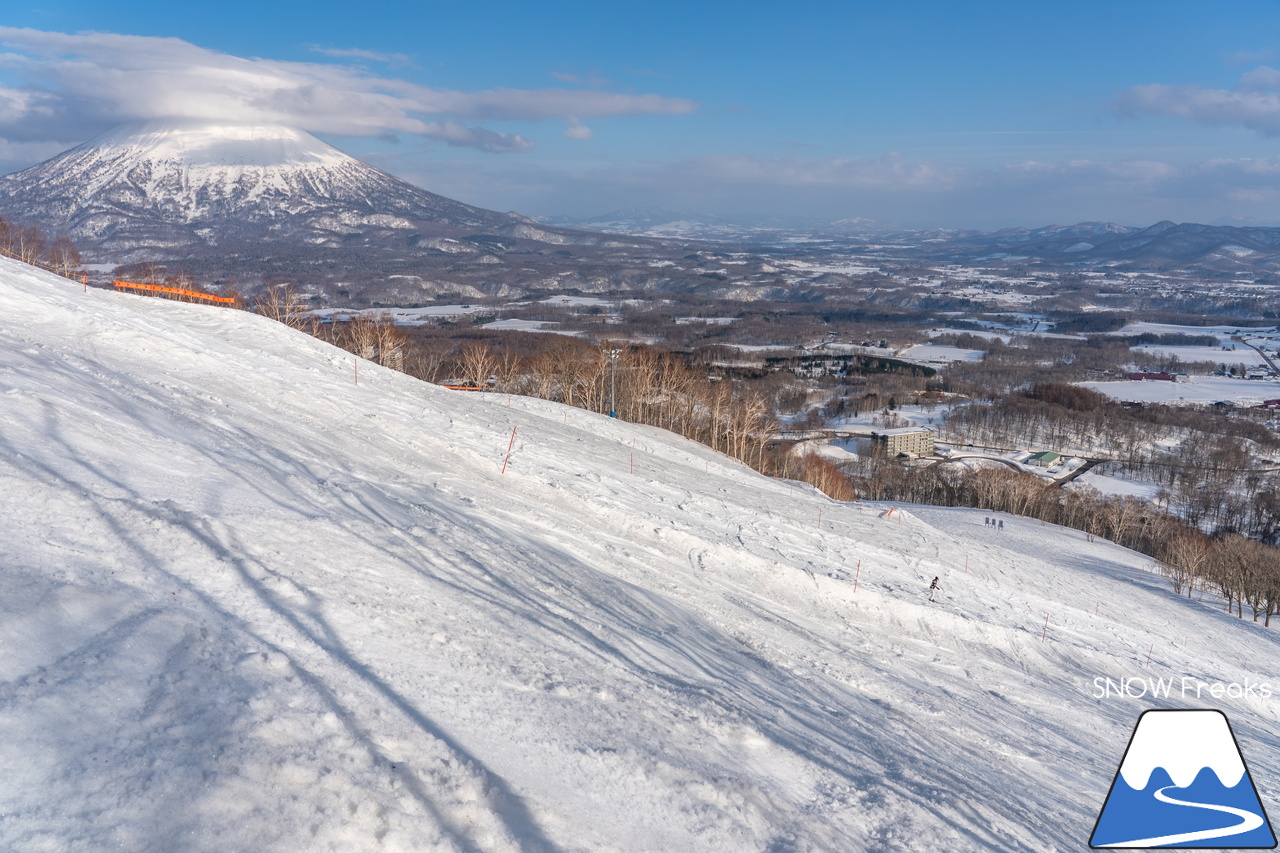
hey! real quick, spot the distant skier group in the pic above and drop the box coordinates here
[985,517,1004,531]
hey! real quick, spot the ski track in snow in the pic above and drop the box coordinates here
[1,256,1279,851]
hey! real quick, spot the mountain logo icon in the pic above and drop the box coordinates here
[1091,709,1276,848]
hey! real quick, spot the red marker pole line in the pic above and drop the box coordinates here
[1145,642,1154,668]
[853,559,861,594]
[1041,615,1049,643]
[500,426,517,474]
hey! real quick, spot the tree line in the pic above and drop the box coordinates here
[0,216,81,278]
[940,383,1280,544]
[842,452,1280,626]
[253,286,855,498]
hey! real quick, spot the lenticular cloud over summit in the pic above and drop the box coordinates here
[0,27,695,153]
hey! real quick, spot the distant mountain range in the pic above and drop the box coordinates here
[2,121,1279,304]
[918,220,1280,265]
[550,210,1280,271]
[540,208,905,241]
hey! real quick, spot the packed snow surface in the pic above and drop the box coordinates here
[2,257,1280,851]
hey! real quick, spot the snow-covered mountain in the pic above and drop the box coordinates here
[2,256,1279,851]
[0,119,525,258]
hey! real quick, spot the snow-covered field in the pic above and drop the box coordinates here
[1129,344,1265,367]
[1109,322,1280,348]
[1081,376,1280,405]
[897,344,985,364]
[926,327,1011,343]
[2,257,1280,851]
[482,319,565,333]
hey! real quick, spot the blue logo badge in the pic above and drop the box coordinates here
[1091,709,1276,848]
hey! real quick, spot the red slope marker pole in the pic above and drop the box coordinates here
[853,559,861,593]
[501,426,517,474]
[1145,642,1153,668]
[1041,615,1049,643]
[354,358,358,385]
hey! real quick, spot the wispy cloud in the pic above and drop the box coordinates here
[563,117,592,140]
[0,27,697,155]
[1225,49,1275,66]
[549,70,609,87]
[308,45,414,67]
[1115,66,1280,135]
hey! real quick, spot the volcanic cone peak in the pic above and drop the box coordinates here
[0,118,518,237]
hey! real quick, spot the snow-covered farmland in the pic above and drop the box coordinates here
[1109,322,1280,348]
[1129,344,1266,367]
[1,257,1279,851]
[1081,375,1280,406]
[897,343,985,365]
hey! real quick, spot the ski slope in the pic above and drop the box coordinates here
[1,256,1278,852]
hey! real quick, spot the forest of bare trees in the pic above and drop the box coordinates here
[842,452,1280,625]
[245,290,861,498]
[0,215,81,278]
[940,382,1280,542]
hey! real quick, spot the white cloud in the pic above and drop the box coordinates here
[1115,66,1280,135]
[0,27,696,154]
[564,117,592,140]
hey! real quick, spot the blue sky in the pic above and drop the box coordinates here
[4,1,1280,227]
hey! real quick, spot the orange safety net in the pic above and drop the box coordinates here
[114,279,236,305]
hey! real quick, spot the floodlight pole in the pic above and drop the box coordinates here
[604,348,622,418]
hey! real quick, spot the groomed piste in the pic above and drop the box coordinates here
[1,256,1278,851]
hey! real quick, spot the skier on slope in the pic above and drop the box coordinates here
[929,576,941,602]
